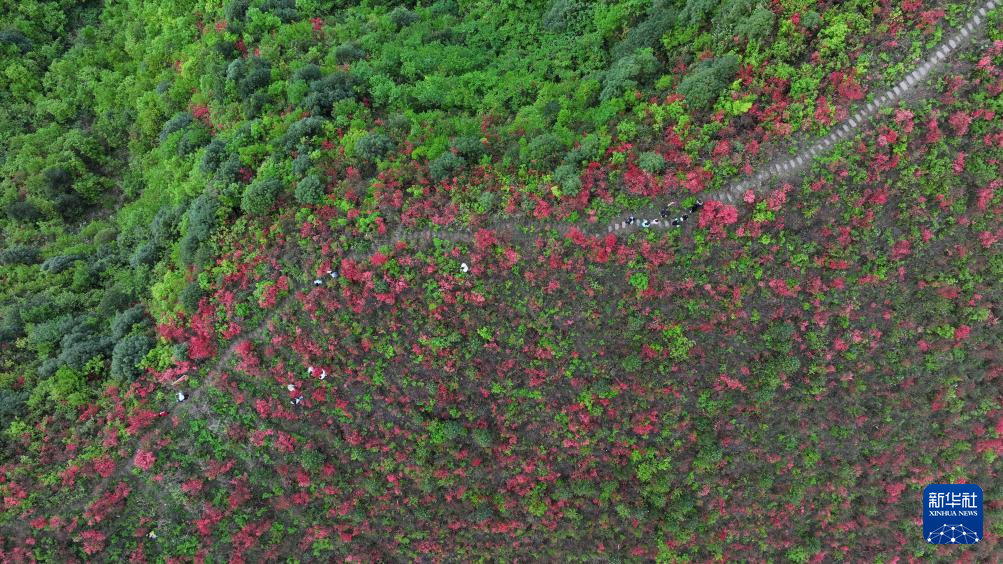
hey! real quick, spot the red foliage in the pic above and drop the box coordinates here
[954,325,971,341]
[187,299,218,360]
[126,409,158,436]
[133,450,155,471]
[80,530,106,555]
[85,482,131,525]
[697,200,738,237]
[92,456,115,478]
[181,479,204,495]
[891,239,912,260]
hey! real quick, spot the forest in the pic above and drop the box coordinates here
[1,0,1001,560]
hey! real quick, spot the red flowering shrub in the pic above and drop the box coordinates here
[697,200,738,237]
[133,449,155,471]
[80,530,106,555]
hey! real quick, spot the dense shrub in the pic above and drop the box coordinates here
[0,390,28,423]
[53,319,113,372]
[281,117,325,151]
[0,245,41,265]
[129,242,159,267]
[260,0,298,22]
[294,174,325,205]
[176,123,211,157]
[291,153,313,176]
[6,201,41,222]
[181,193,219,266]
[41,254,82,274]
[53,193,89,222]
[98,286,133,316]
[42,167,73,196]
[0,309,24,344]
[735,6,775,42]
[224,0,250,23]
[0,29,32,54]
[180,281,205,313]
[638,151,666,174]
[680,0,718,26]
[677,54,739,111]
[385,114,411,134]
[354,132,395,163]
[187,193,218,241]
[429,151,465,183]
[111,334,153,381]
[542,0,590,33]
[601,48,660,101]
[522,132,566,169]
[389,7,420,29]
[151,203,184,245]
[227,56,272,98]
[112,305,147,335]
[200,138,229,173]
[214,153,245,185]
[553,164,582,193]
[159,112,194,143]
[334,42,366,63]
[429,0,458,17]
[302,72,360,117]
[291,64,321,83]
[452,136,485,160]
[611,7,675,60]
[241,177,283,216]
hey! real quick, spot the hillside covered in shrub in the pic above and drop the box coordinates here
[1,0,1001,560]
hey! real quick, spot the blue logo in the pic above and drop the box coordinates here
[923,484,983,544]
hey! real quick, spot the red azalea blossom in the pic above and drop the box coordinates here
[133,450,155,471]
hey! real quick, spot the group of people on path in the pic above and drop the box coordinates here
[625,199,703,229]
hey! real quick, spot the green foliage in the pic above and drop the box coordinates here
[111,306,149,341]
[180,281,206,314]
[6,201,42,222]
[159,112,194,144]
[388,7,420,30]
[241,177,283,216]
[354,132,395,163]
[677,54,739,111]
[0,245,41,265]
[303,71,360,117]
[180,193,220,266]
[226,56,273,98]
[542,0,592,33]
[628,271,649,291]
[429,151,465,183]
[111,334,153,381]
[294,174,326,205]
[601,48,660,101]
[637,151,665,174]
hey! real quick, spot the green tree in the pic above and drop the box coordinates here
[111,334,153,381]
[294,174,326,205]
[241,177,283,216]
